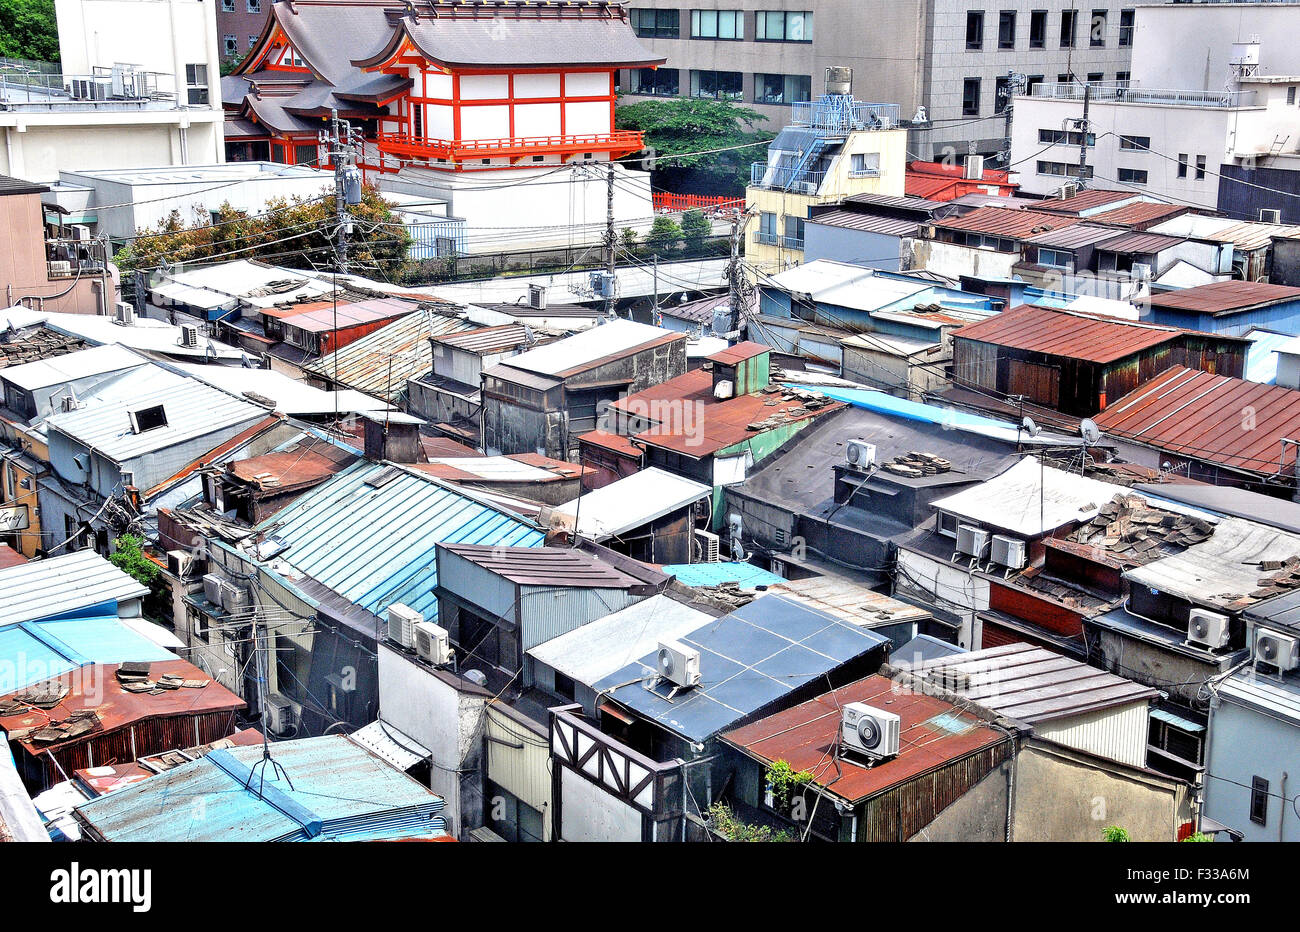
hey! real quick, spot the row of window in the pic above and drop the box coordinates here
[220,0,261,12]
[223,34,261,55]
[966,8,1134,50]
[625,68,812,104]
[630,8,813,42]
[961,71,1131,116]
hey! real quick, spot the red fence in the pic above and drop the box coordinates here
[652,192,745,213]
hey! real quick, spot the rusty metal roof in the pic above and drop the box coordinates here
[577,429,643,459]
[720,673,1008,805]
[932,207,1080,238]
[952,304,1191,363]
[0,660,245,757]
[1087,202,1190,229]
[900,643,1159,723]
[708,341,769,366]
[1023,222,1126,249]
[304,310,474,400]
[431,323,530,355]
[438,543,648,588]
[1094,365,1300,476]
[273,297,417,333]
[1094,230,1187,254]
[806,209,922,237]
[1146,280,1300,316]
[1035,189,1138,214]
[227,435,358,491]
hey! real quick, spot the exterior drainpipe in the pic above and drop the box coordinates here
[1280,772,1288,843]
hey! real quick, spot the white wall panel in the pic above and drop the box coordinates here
[514,103,561,138]
[460,73,509,100]
[563,101,611,136]
[564,72,610,97]
[514,73,561,98]
[460,105,511,141]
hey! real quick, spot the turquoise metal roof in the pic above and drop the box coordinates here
[72,734,447,842]
[258,460,544,621]
[661,562,784,590]
[0,607,176,695]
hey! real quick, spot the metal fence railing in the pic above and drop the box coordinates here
[1029,82,1254,108]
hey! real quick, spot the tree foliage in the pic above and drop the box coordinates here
[645,215,681,256]
[707,802,795,842]
[615,97,771,196]
[680,209,711,252]
[0,0,59,62]
[114,185,412,280]
[110,534,168,620]
[1102,825,1132,842]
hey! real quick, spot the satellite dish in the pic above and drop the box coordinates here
[1080,418,1102,446]
[657,648,676,679]
[1021,416,1040,438]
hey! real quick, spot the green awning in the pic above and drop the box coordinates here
[46,212,97,225]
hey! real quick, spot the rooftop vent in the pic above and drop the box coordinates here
[128,404,168,434]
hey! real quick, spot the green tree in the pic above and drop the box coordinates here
[680,208,711,253]
[615,97,771,196]
[1183,832,1213,842]
[115,185,412,280]
[109,534,168,620]
[0,0,60,62]
[707,802,795,842]
[1102,825,1132,842]
[645,215,681,256]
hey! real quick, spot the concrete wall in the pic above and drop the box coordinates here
[1129,4,1300,91]
[910,237,1020,280]
[0,118,225,184]
[1204,689,1300,842]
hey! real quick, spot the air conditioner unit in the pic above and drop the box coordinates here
[387,602,422,649]
[1060,183,1079,199]
[1255,629,1300,671]
[180,324,200,348]
[845,438,876,471]
[528,283,547,310]
[1187,608,1231,649]
[694,529,720,563]
[414,621,452,665]
[264,693,299,736]
[70,224,91,242]
[220,581,249,613]
[167,549,194,578]
[964,155,985,180]
[990,534,1027,569]
[841,702,901,760]
[114,302,135,326]
[202,573,225,607]
[798,180,819,195]
[657,639,701,688]
[1259,208,1282,224]
[46,261,72,277]
[956,524,991,559]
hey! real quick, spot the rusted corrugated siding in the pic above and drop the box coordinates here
[951,339,998,392]
[859,741,1014,842]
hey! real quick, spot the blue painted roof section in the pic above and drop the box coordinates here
[257,460,544,621]
[793,384,1019,433]
[1243,329,1293,384]
[0,614,176,694]
[660,562,784,590]
[895,634,967,665]
[596,594,888,743]
[73,734,447,842]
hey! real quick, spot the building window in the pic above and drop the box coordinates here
[757,211,778,245]
[1195,154,1207,180]
[1037,248,1072,268]
[1038,160,1093,178]
[1177,153,1188,178]
[1058,72,1075,85]
[1289,86,1297,106]
[1086,72,1104,86]
[1090,9,1107,47]
[1026,74,1045,95]
[1060,9,1077,48]
[221,0,233,10]
[1250,776,1269,825]
[1117,167,1148,184]
[966,10,985,50]
[1116,71,1131,85]
[1029,10,1047,48]
[850,152,881,176]
[185,63,209,105]
[962,78,981,116]
[630,8,680,38]
[1039,128,1094,146]
[755,10,812,42]
[247,0,260,10]
[223,35,237,56]
[754,73,811,105]
[629,67,679,97]
[691,10,743,39]
[784,215,805,247]
[998,10,1016,48]
[1118,134,1150,150]
[249,35,258,48]
[690,70,742,100]
[1119,8,1134,46]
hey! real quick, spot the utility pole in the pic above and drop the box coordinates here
[652,253,660,327]
[603,162,617,317]
[1074,82,1091,189]
[323,108,362,274]
[725,208,752,343]
[999,71,1026,170]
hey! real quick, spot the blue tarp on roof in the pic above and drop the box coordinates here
[660,562,784,590]
[257,460,545,621]
[596,594,888,743]
[72,734,447,842]
[0,610,177,695]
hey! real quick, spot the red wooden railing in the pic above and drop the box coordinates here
[375,130,645,163]
[652,192,745,213]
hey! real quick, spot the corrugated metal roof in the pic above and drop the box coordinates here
[807,209,922,237]
[1094,365,1300,476]
[661,562,784,590]
[597,594,890,742]
[577,429,642,458]
[304,311,475,401]
[0,345,146,392]
[46,377,267,462]
[254,460,544,621]
[1035,190,1138,214]
[1087,202,1189,229]
[431,323,529,354]
[0,306,247,361]
[895,634,967,665]
[174,364,391,416]
[350,719,431,772]
[720,673,1006,805]
[72,734,447,842]
[496,320,683,378]
[1218,670,1300,724]
[1151,214,1300,251]
[952,304,1191,363]
[1094,230,1188,254]
[527,594,713,686]
[415,455,580,484]
[553,467,711,540]
[271,297,417,333]
[0,551,148,626]
[438,543,644,588]
[0,615,177,694]
[1023,223,1126,249]
[1146,280,1300,315]
[844,191,950,212]
[900,643,1159,723]
[933,207,1081,238]
[766,576,931,625]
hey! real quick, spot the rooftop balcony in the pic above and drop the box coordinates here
[375,129,645,165]
[790,97,901,134]
[1028,82,1256,108]
[0,61,184,112]
[750,162,826,193]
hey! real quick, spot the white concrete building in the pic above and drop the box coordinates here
[0,0,224,182]
[1009,5,1300,213]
